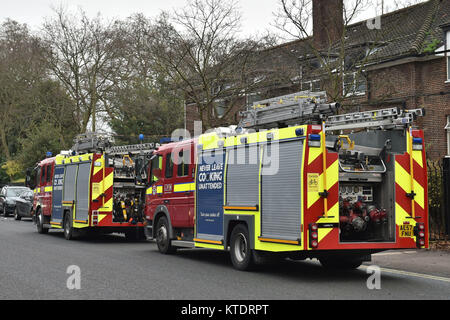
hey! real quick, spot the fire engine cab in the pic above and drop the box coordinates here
[27,133,156,241]
[145,91,429,271]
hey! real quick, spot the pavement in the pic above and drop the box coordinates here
[0,216,449,300]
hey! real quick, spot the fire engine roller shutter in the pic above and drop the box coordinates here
[261,140,302,241]
[63,165,77,202]
[226,145,259,207]
[75,162,91,221]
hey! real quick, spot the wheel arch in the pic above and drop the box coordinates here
[224,215,255,250]
[152,205,175,239]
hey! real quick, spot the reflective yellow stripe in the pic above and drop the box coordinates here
[194,238,223,245]
[44,186,53,192]
[258,237,300,245]
[223,206,258,211]
[174,183,195,193]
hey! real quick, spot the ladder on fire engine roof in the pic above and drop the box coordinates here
[239,90,425,131]
[72,132,158,155]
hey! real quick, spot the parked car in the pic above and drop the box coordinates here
[14,189,34,220]
[0,186,32,217]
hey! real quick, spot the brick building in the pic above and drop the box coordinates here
[185,0,450,160]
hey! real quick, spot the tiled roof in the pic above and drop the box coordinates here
[273,0,450,65]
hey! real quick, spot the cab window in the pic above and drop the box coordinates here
[36,166,41,187]
[177,149,190,177]
[40,165,46,185]
[165,153,174,179]
[150,155,162,185]
[46,164,52,183]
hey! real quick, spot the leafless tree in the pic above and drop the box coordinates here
[272,0,395,106]
[41,6,123,133]
[151,0,277,130]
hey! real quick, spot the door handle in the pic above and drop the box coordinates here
[164,200,170,204]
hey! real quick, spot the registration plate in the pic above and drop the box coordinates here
[399,224,414,237]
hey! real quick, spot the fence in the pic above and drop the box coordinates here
[427,159,449,243]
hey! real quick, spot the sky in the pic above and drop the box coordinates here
[1,0,281,35]
[0,0,390,37]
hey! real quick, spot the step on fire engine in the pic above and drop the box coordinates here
[27,133,156,240]
[145,90,428,271]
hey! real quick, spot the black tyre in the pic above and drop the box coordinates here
[63,213,75,240]
[155,216,176,254]
[319,257,363,270]
[36,209,48,234]
[3,205,9,217]
[230,224,255,271]
[14,208,21,221]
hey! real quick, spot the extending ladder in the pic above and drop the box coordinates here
[239,90,424,131]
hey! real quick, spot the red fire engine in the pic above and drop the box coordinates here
[27,133,155,241]
[144,91,429,271]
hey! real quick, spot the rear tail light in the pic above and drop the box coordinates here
[92,210,99,226]
[414,223,426,248]
[309,223,319,249]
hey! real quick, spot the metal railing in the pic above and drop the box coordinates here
[427,159,449,245]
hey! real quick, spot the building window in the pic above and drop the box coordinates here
[343,72,366,96]
[447,31,450,81]
[446,116,450,156]
[301,79,321,92]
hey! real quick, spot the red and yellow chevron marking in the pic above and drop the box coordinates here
[304,128,339,250]
[393,129,428,248]
[90,154,114,226]
[307,129,428,251]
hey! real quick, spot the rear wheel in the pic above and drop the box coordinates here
[230,224,255,271]
[63,213,75,240]
[14,208,21,221]
[36,209,48,234]
[155,216,176,254]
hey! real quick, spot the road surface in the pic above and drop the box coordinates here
[0,216,449,300]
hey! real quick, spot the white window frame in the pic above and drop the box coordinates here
[343,71,367,96]
[301,79,321,92]
[446,115,450,156]
[446,31,450,82]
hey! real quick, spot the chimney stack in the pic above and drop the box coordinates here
[313,0,344,49]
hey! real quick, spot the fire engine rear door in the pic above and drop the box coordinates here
[260,139,303,243]
[75,162,91,223]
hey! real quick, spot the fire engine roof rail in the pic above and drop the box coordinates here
[72,132,113,154]
[105,143,158,156]
[72,132,158,155]
[239,91,340,129]
[325,107,425,131]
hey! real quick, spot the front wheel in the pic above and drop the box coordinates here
[14,208,21,221]
[155,216,176,254]
[230,224,255,271]
[3,205,8,217]
[36,209,48,234]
